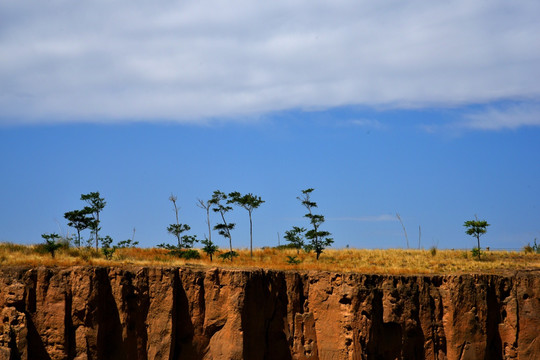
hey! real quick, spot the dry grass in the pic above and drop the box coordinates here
[1,243,539,275]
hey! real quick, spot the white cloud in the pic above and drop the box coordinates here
[347,119,387,130]
[1,0,539,124]
[462,103,540,130]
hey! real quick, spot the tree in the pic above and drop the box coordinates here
[228,192,264,258]
[167,223,191,246]
[41,233,62,258]
[159,194,198,257]
[201,237,219,261]
[464,216,490,260]
[196,198,212,245]
[166,194,195,248]
[64,209,93,247]
[284,226,306,254]
[297,188,333,260]
[209,190,235,261]
[81,192,106,251]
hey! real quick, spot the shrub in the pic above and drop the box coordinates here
[523,239,539,254]
[430,246,437,257]
[471,247,482,260]
[274,243,298,251]
[201,238,218,261]
[286,255,301,265]
[117,239,139,248]
[218,251,239,261]
[179,249,201,260]
[100,235,116,260]
[157,243,201,260]
[41,233,62,258]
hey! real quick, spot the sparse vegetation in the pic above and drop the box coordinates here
[166,194,197,249]
[218,250,238,261]
[284,226,306,254]
[523,239,540,254]
[100,235,116,260]
[159,193,199,257]
[201,238,219,261]
[41,233,62,258]
[286,255,301,265]
[0,244,538,274]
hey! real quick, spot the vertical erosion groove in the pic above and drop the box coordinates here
[95,268,125,360]
[169,269,179,360]
[174,269,196,359]
[64,277,75,360]
[24,269,51,360]
[486,277,503,360]
[120,268,150,360]
[241,271,291,360]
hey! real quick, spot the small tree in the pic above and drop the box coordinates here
[81,192,106,251]
[41,233,62,258]
[100,235,116,260]
[284,226,306,254]
[116,239,139,248]
[209,190,235,261]
[464,216,490,260]
[201,238,219,261]
[228,192,264,258]
[117,228,138,248]
[167,223,191,246]
[64,209,93,247]
[297,188,333,260]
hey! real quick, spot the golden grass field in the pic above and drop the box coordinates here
[1,242,539,274]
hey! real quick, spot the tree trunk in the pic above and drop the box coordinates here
[206,207,211,244]
[477,235,481,260]
[220,211,233,262]
[249,211,253,258]
[95,212,100,251]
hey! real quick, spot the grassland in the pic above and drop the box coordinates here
[1,242,539,274]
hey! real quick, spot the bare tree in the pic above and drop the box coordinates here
[197,198,212,245]
[396,213,409,249]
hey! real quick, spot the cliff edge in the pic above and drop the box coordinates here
[0,266,538,359]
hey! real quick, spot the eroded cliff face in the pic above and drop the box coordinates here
[0,266,538,360]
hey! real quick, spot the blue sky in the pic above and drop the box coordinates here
[1,1,539,250]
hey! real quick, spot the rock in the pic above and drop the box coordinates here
[0,266,538,359]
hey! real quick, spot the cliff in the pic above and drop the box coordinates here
[0,266,538,360]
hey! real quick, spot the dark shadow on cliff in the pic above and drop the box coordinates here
[94,268,126,360]
[119,269,150,360]
[402,278,426,360]
[242,271,291,360]
[486,278,503,360]
[24,316,52,360]
[172,270,197,360]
